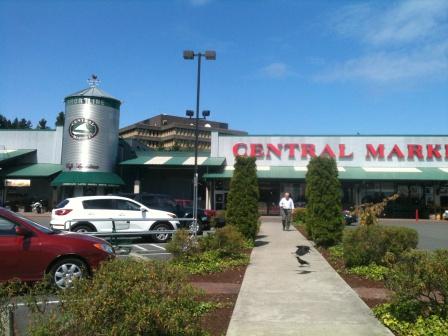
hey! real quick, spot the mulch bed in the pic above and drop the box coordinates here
[189,265,248,336]
[295,224,392,308]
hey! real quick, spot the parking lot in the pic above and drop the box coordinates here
[25,214,173,261]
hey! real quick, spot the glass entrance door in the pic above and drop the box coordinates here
[214,191,228,210]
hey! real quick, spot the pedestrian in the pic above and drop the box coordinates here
[279,192,294,231]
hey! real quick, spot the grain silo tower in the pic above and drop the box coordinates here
[61,76,121,173]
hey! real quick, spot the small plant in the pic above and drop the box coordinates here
[226,156,260,241]
[342,225,418,267]
[199,225,247,257]
[385,249,448,320]
[374,304,448,336]
[305,156,344,247]
[355,194,399,226]
[327,244,344,261]
[166,229,200,258]
[27,259,207,336]
[347,263,389,281]
[292,208,307,224]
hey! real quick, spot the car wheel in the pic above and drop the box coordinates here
[50,258,88,289]
[71,223,95,233]
[152,223,172,243]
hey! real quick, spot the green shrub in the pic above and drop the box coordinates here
[342,225,418,267]
[305,157,344,247]
[292,208,307,223]
[171,250,249,275]
[226,156,260,241]
[347,263,389,281]
[28,259,207,336]
[199,225,247,257]
[385,249,448,319]
[328,244,344,261]
[374,304,448,336]
[211,210,226,228]
[166,229,200,258]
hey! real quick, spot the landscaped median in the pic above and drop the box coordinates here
[293,216,448,336]
[0,226,252,336]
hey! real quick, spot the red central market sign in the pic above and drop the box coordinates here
[232,143,448,161]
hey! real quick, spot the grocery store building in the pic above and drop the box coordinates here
[1,82,447,218]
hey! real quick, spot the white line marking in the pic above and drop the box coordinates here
[133,244,149,251]
[14,300,60,307]
[137,252,171,256]
[150,244,166,251]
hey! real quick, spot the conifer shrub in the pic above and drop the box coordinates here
[304,156,344,247]
[225,156,260,241]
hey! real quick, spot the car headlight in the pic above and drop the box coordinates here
[167,212,177,218]
[94,243,114,254]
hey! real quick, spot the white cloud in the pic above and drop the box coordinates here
[332,0,448,46]
[260,62,294,79]
[317,0,448,84]
[315,43,448,83]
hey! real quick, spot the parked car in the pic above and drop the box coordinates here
[118,193,212,234]
[443,210,448,220]
[50,196,179,243]
[0,207,114,288]
[343,210,358,225]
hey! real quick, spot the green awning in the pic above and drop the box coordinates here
[0,149,36,163]
[120,151,225,167]
[51,171,125,186]
[1,164,62,178]
[204,166,448,181]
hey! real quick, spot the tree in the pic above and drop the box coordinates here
[55,111,65,126]
[0,114,32,129]
[225,156,260,241]
[305,156,344,247]
[36,118,48,129]
[18,118,32,129]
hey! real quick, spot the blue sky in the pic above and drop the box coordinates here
[0,0,447,134]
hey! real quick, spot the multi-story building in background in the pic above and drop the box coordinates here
[119,114,247,151]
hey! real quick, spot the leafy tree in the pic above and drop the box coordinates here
[226,156,259,241]
[11,117,19,129]
[18,118,32,129]
[55,111,65,126]
[305,156,344,247]
[36,118,48,129]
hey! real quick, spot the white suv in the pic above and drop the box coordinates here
[50,196,179,243]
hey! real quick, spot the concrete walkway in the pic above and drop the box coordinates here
[226,217,393,336]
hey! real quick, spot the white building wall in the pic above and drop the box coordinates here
[0,126,63,164]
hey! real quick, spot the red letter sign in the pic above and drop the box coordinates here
[407,144,424,160]
[266,144,282,159]
[232,143,247,157]
[427,144,442,160]
[301,144,316,159]
[387,144,405,160]
[366,144,385,159]
[250,144,265,158]
[338,144,353,159]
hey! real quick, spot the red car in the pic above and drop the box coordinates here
[0,208,114,288]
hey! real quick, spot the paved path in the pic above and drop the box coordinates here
[227,218,393,336]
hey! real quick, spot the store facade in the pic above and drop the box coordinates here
[204,133,448,217]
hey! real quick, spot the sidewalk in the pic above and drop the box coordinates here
[226,217,393,336]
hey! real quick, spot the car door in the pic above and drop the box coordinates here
[115,199,147,231]
[0,216,22,280]
[0,216,43,281]
[81,199,124,232]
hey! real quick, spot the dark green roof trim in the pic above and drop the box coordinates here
[1,164,62,178]
[204,166,448,181]
[51,171,124,187]
[0,149,36,164]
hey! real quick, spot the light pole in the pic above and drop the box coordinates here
[183,50,216,237]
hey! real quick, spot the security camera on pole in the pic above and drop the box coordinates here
[183,50,216,238]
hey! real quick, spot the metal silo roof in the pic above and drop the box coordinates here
[65,87,120,102]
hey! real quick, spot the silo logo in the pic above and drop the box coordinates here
[69,118,99,140]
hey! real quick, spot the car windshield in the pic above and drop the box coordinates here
[12,211,54,234]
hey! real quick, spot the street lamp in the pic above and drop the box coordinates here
[183,50,216,237]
